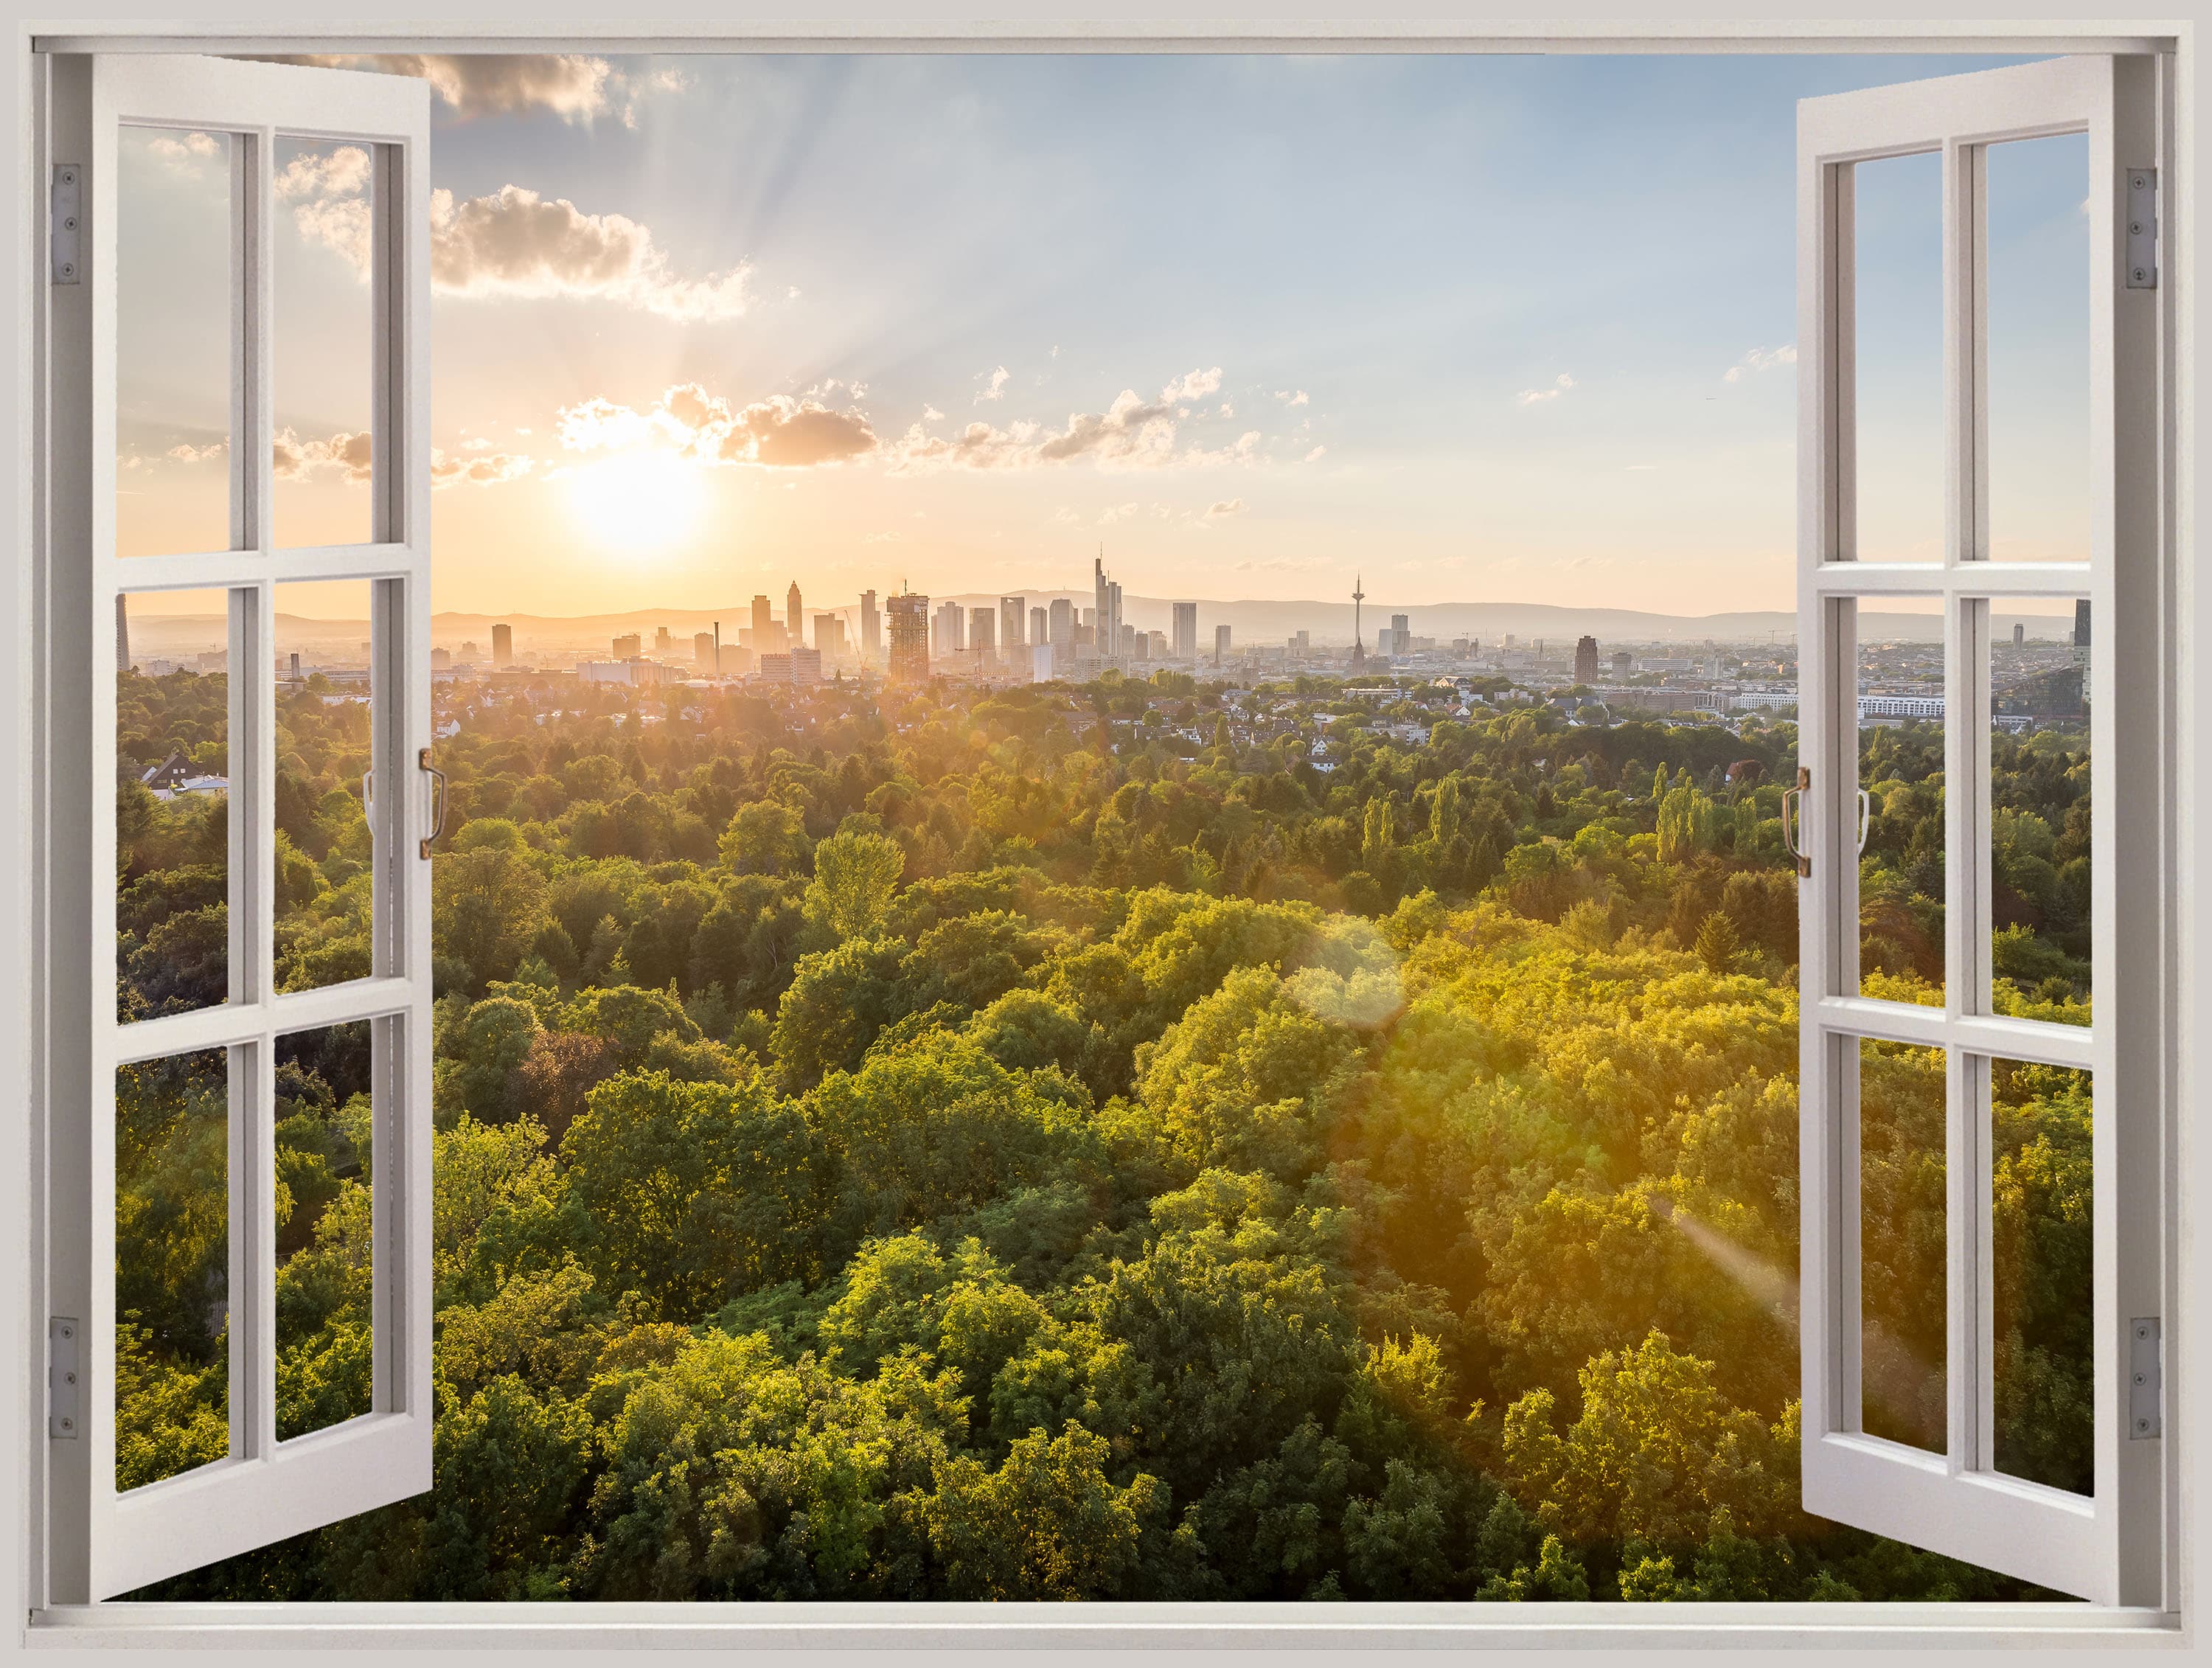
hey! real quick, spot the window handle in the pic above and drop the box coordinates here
[361,769,373,816]
[417,747,446,859]
[1781,766,1811,878]
[1857,788,1871,856]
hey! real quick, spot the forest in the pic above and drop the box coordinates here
[111,660,2093,1602]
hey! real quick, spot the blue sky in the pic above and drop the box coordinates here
[117,51,2091,618]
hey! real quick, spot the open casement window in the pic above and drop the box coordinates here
[1794,57,2165,1605]
[44,54,435,1601]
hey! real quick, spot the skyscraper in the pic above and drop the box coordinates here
[933,600,964,656]
[1049,597,1074,650]
[1031,606,1048,648]
[1093,551,1123,664]
[1574,635,1599,684]
[786,582,804,638]
[492,622,512,667]
[887,591,930,682]
[1172,601,1198,660]
[751,595,773,637]
[1001,596,1026,650]
[860,590,880,658]
[655,626,672,656]
[1214,622,1231,665]
[2074,599,2091,647]
[969,606,997,661]
[813,614,846,659]
[694,630,715,669]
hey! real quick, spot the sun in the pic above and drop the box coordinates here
[566,451,707,554]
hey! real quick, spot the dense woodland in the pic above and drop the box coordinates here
[111,664,2093,1602]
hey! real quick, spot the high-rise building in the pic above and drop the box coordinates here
[1031,606,1048,648]
[1172,601,1198,659]
[694,630,717,669]
[1093,552,1124,663]
[786,582,803,636]
[612,632,641,658]
[860,590,880,658]
[1049,597,1074,650]
[2014,622,2026,647]
[1612,650,1632,678]
[719,643,751,676]
[655,626,672,656]
[887,591,931,682]
[752,595,773,637]
[1574,635,1600,684]
[1391,613,1411,642]
[933,600,964,656]
[1001,596,1026,649]
[969,606,997,660]
[431,647,452,673]
[2074,599,2091,647]
[1214,622,1231,664]
[813,614,846,659]
[492,622,512,667]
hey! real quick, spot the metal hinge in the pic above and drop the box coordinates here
[49,1317,81,1439]
[2130,1316,2163,1439]
[50,164,81,285]
[2126,167,2157,291]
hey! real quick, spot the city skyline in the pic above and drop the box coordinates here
[117,51,2091,620]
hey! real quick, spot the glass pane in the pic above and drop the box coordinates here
[274,137,375,548]
[275,1021,375,1441]
[115,1049,229,1490]
[116,126,233,557]
[117,591,232,1024]
[1858,1037,1947,1453]
[1853,150,1944,562]
[274,581,376,993]
[1990,1055,2093,1495]
[1857,601,1945,1005]
[1986,133,2090,563]
[1990,600,2091,1022]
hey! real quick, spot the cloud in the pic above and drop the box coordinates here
[167,441,226,464]
[1723,344,1798,382]
[1304,445,1327,462]
[1218,402,1235,418]
[558,382,877,469]
[1274,389,1310,406]
[922,405,946,422]
[272,428,373,483]
[145,131,221,172]
[862,531,900,543]
[1516,372,1577,406]
[1053,507,1080,524]
[268,54,616,122]
[282,162,753,322]
[276,144,372,201]
[1097,502,1140,524]
[975,366,1012,403]
[1202,498,1248,521]
[1166,366,1223,400]
[431,448,534,488]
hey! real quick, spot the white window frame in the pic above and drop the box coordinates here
[35,52,437,1602]
[1792,54,2164,1606]
[4,7,2197,1653]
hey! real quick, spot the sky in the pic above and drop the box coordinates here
[114,51,2092,620]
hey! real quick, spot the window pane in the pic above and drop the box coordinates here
[1986,133,2090,563]
[274,1021,375,1441]
[116,127,232,557]
[1857,602,1944,1004]
[116,1049,229,1490]
[274,137,376,548]
[1859,1037,1947,1453]
[1990,601,2090,1022]
[1853,150,1943,562]
[274,580,376,993]
[1990,1056,2093,1495]
[117,591,232,1023]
